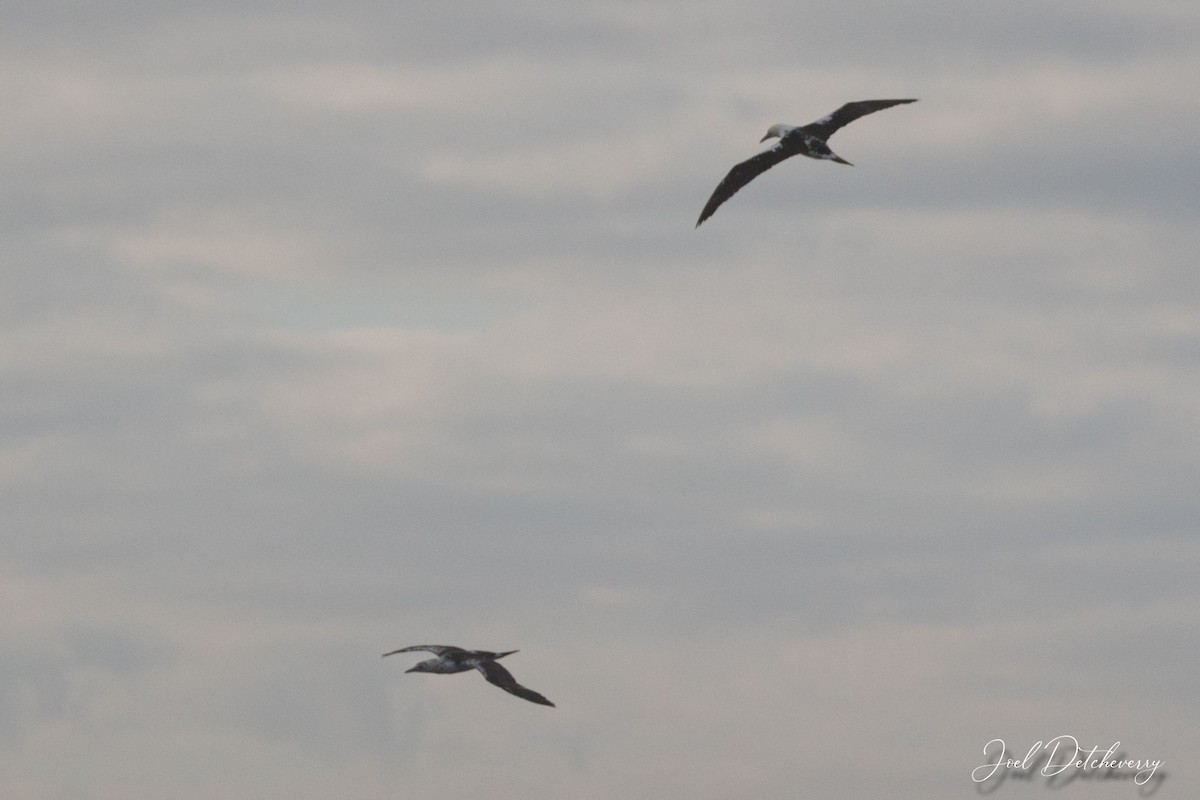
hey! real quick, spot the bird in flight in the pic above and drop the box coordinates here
[382,644,555,707]
[695,98,917,227]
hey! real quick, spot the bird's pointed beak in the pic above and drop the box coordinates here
[404,666,418,673]
[759,133,772,142]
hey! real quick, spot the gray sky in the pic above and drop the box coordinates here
[3,1,1197,797]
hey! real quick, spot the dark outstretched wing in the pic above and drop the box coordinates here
[470,649,518,660]
[477,660,555,707]
[801,98,917,141]
[696,142,796,227]
[381,644,464,658]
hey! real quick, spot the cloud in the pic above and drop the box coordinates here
[2,0,1198,798]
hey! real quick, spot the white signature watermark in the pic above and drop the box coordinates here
[972,736,1166,795]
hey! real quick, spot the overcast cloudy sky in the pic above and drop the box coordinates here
[3,1,1198,798]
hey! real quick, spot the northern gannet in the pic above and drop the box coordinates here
[695,98,917,227]
[382,644,555,707]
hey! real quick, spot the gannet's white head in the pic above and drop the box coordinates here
[760,123,796,142]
